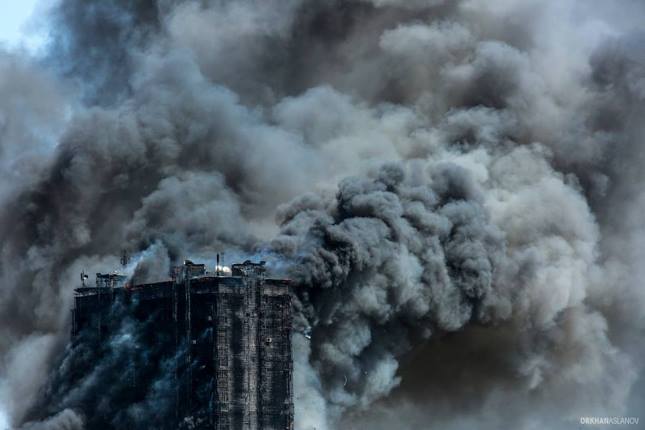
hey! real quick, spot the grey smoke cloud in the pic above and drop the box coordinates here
[271,161,507,410]
[0,0,643,429]
[0,50,69,204]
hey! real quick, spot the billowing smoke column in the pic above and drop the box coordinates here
[272,161,508,412]
[1,0,645,429]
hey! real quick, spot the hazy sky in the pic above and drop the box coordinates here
[0,0,48,52]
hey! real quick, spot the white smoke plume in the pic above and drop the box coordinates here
[0,0,644,428]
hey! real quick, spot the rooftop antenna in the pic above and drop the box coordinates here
[216,253,220,276]
[80,271,88,287]
[120,250,130,268]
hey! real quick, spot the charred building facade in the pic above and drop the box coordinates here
[70,260,294,430]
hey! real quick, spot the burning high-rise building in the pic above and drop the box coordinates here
[70,259,294,430]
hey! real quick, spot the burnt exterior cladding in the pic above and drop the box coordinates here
[72,261,294,430]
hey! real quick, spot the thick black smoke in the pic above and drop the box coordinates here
[1,1,645,429]
[271,162,508,410]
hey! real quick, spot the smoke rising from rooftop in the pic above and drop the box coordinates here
[1,0,645,428]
